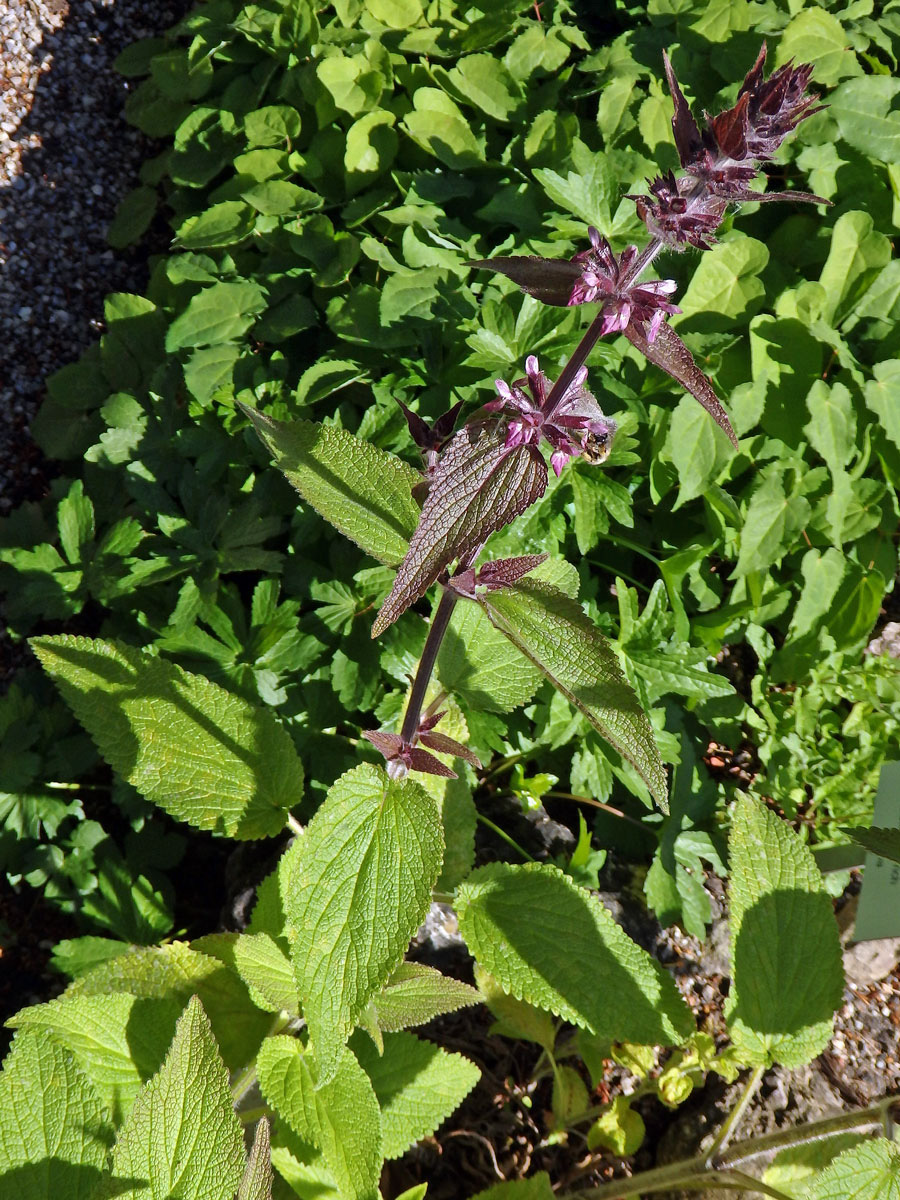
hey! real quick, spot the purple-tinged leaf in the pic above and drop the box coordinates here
[478,579,668,811]
[362,730,459,779]
[623,321,738,449]
[363,730,404,759]
[372,422,548,637]
[468,257,581,307]
[476,554,549,590]
[663,51,704,169]
[418,731,482,768]
[407,748,458,778]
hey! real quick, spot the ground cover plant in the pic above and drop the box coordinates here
[2,0,900,1196]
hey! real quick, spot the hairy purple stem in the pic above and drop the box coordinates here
[543,309,613,417]
[399,586,458,745]
[399,544,484,745]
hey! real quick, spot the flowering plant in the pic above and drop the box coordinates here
[366,43,825,788]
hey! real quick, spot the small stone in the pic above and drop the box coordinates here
[16,305,31,319]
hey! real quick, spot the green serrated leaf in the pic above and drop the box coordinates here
[241,406,420,567]
[290,764,443,1080]
[726,795,844,1067]
[31,636,303,839]
[257,1036,382,1200]
[847,826,900,865]
[373,962,480,1032]
[479,580,667,810]
[238,1118,274,1200]
[456,862,693,1045]
[9,991,182,1122]
[106,996,244,1200]
[0,1028,112,1198]
[64,941,271,1072]
[354,1030,480,1159]
[809,1139,900,1200]
[233,932,299,1015]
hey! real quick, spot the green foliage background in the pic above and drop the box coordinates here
[1,0,899,940]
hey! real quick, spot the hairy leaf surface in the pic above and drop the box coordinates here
[241,405,421,566]
[0,1029,111,1198]
[257,1036,382,1200]
[726,795,843,1067]
[455,863,693,1045]
[353,1030,481,1159]
[32,636,303,839]
[478,580,667,809]
[106,997,244,1200]
[373,423,548,636]
[289,764,443,1080]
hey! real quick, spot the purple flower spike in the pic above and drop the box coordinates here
[568,229,680,340]
[633,44,827,251]
[489,355,617,475]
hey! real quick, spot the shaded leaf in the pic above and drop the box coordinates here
[726,795,843,1067]
[478,579,667,809]
[241,405,420,567]
[106,996,245,1200]
[31,636,303,839]
[0,1029,111,1199]
[455,862,693,1045]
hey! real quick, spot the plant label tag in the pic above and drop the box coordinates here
[853,760,900,942]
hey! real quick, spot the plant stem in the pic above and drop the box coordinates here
[570,1097,900,1200]
[476,812,536,862]
[399,585,459,744]
[716,1098,900,1169]
[544,308,616,415]
[703,1065,765,1165]
[286,813,304,838]
[545,791,646,831]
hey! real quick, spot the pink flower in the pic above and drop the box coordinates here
[486,355,617,476]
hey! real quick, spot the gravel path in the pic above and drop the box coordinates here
[0,0,189,515]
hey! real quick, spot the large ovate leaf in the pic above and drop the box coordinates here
[256,1036,382,1200]
[353,1030,481,1159]
[0,1028,112,1199]
[725,795,844,1067]
[289,764,443,1080]
[478,580,667,809]
[373,423,548,636]
[438,557,578,714]
[455,862,694,1045]
[241,405,420,566]
[809,1140,900,1200]
[8,991,182,1122]
[105,996,245,1200]
[31,636,303,839]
